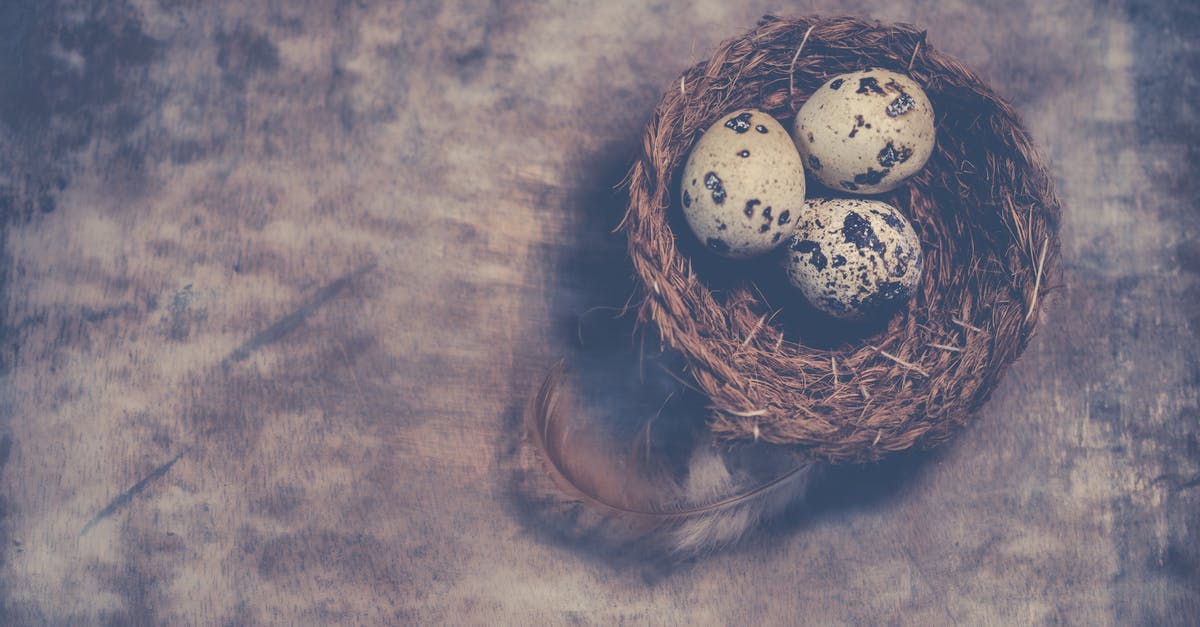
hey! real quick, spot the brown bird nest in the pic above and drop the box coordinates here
[621,15,1061,464]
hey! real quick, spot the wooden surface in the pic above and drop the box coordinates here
[1,0,1198,624]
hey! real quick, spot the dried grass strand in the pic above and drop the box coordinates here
[788,24,817,98]
[1025,236,1049,323]
[908,32,925,71]
[870,346,931,377]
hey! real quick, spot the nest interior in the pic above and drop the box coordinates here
[622,15,1062,464]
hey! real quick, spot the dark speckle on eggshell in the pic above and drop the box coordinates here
[808,155,822,170]
[871,208,904,230]
[860,281,911,314]
[877,142,913,168]
[790,239,828,270]
[842,211,886,254]
[887,92,916,117]
[724,112,753,133]
[744,199,760,218]
[704,171,726,204]
[841,181,859,191]
[755,125,768,134]
[849,114,867,138]
[856,77,885,95]
[682,190,691,208]
[854,168,890,186]
[762,206,773,221]
[830,78,844,90]
[738,150,750,158]
[884,79,917,117]
[777,210,791,226]
[832,255,847,267]
[892,248,909,276]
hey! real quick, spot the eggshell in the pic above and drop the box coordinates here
[792,69,935,194]
[680,109,806,258]
[783,198,923,319]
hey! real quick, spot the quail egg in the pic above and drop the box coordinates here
[792,69,935,194]
[681,109,806,258]
[783,198,923,319]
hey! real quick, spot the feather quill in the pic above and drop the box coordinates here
[523,362,819,556]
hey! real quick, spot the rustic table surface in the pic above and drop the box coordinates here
[1,0,1197,624]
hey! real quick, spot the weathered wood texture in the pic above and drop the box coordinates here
[0,0,1197,624]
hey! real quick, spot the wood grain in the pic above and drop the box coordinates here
[0,0,1196,624]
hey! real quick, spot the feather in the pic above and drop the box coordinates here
[522,362,820,556]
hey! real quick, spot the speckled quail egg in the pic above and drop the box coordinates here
[792,69,935,194]
[783,198,923,319]
[681,109,806,258]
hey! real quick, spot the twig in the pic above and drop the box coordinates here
[680,75,686,96]
[869,346,930,377]
[726,408,768,417]
[1025,236,1048,323]
[788,25,817,99]
[831,354,839,389]
[927,343,961,352]
[952,317,982,333]
[740,314,768,348]
[907,33,925,71]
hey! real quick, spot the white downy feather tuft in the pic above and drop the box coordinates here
[668,443,817,555]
